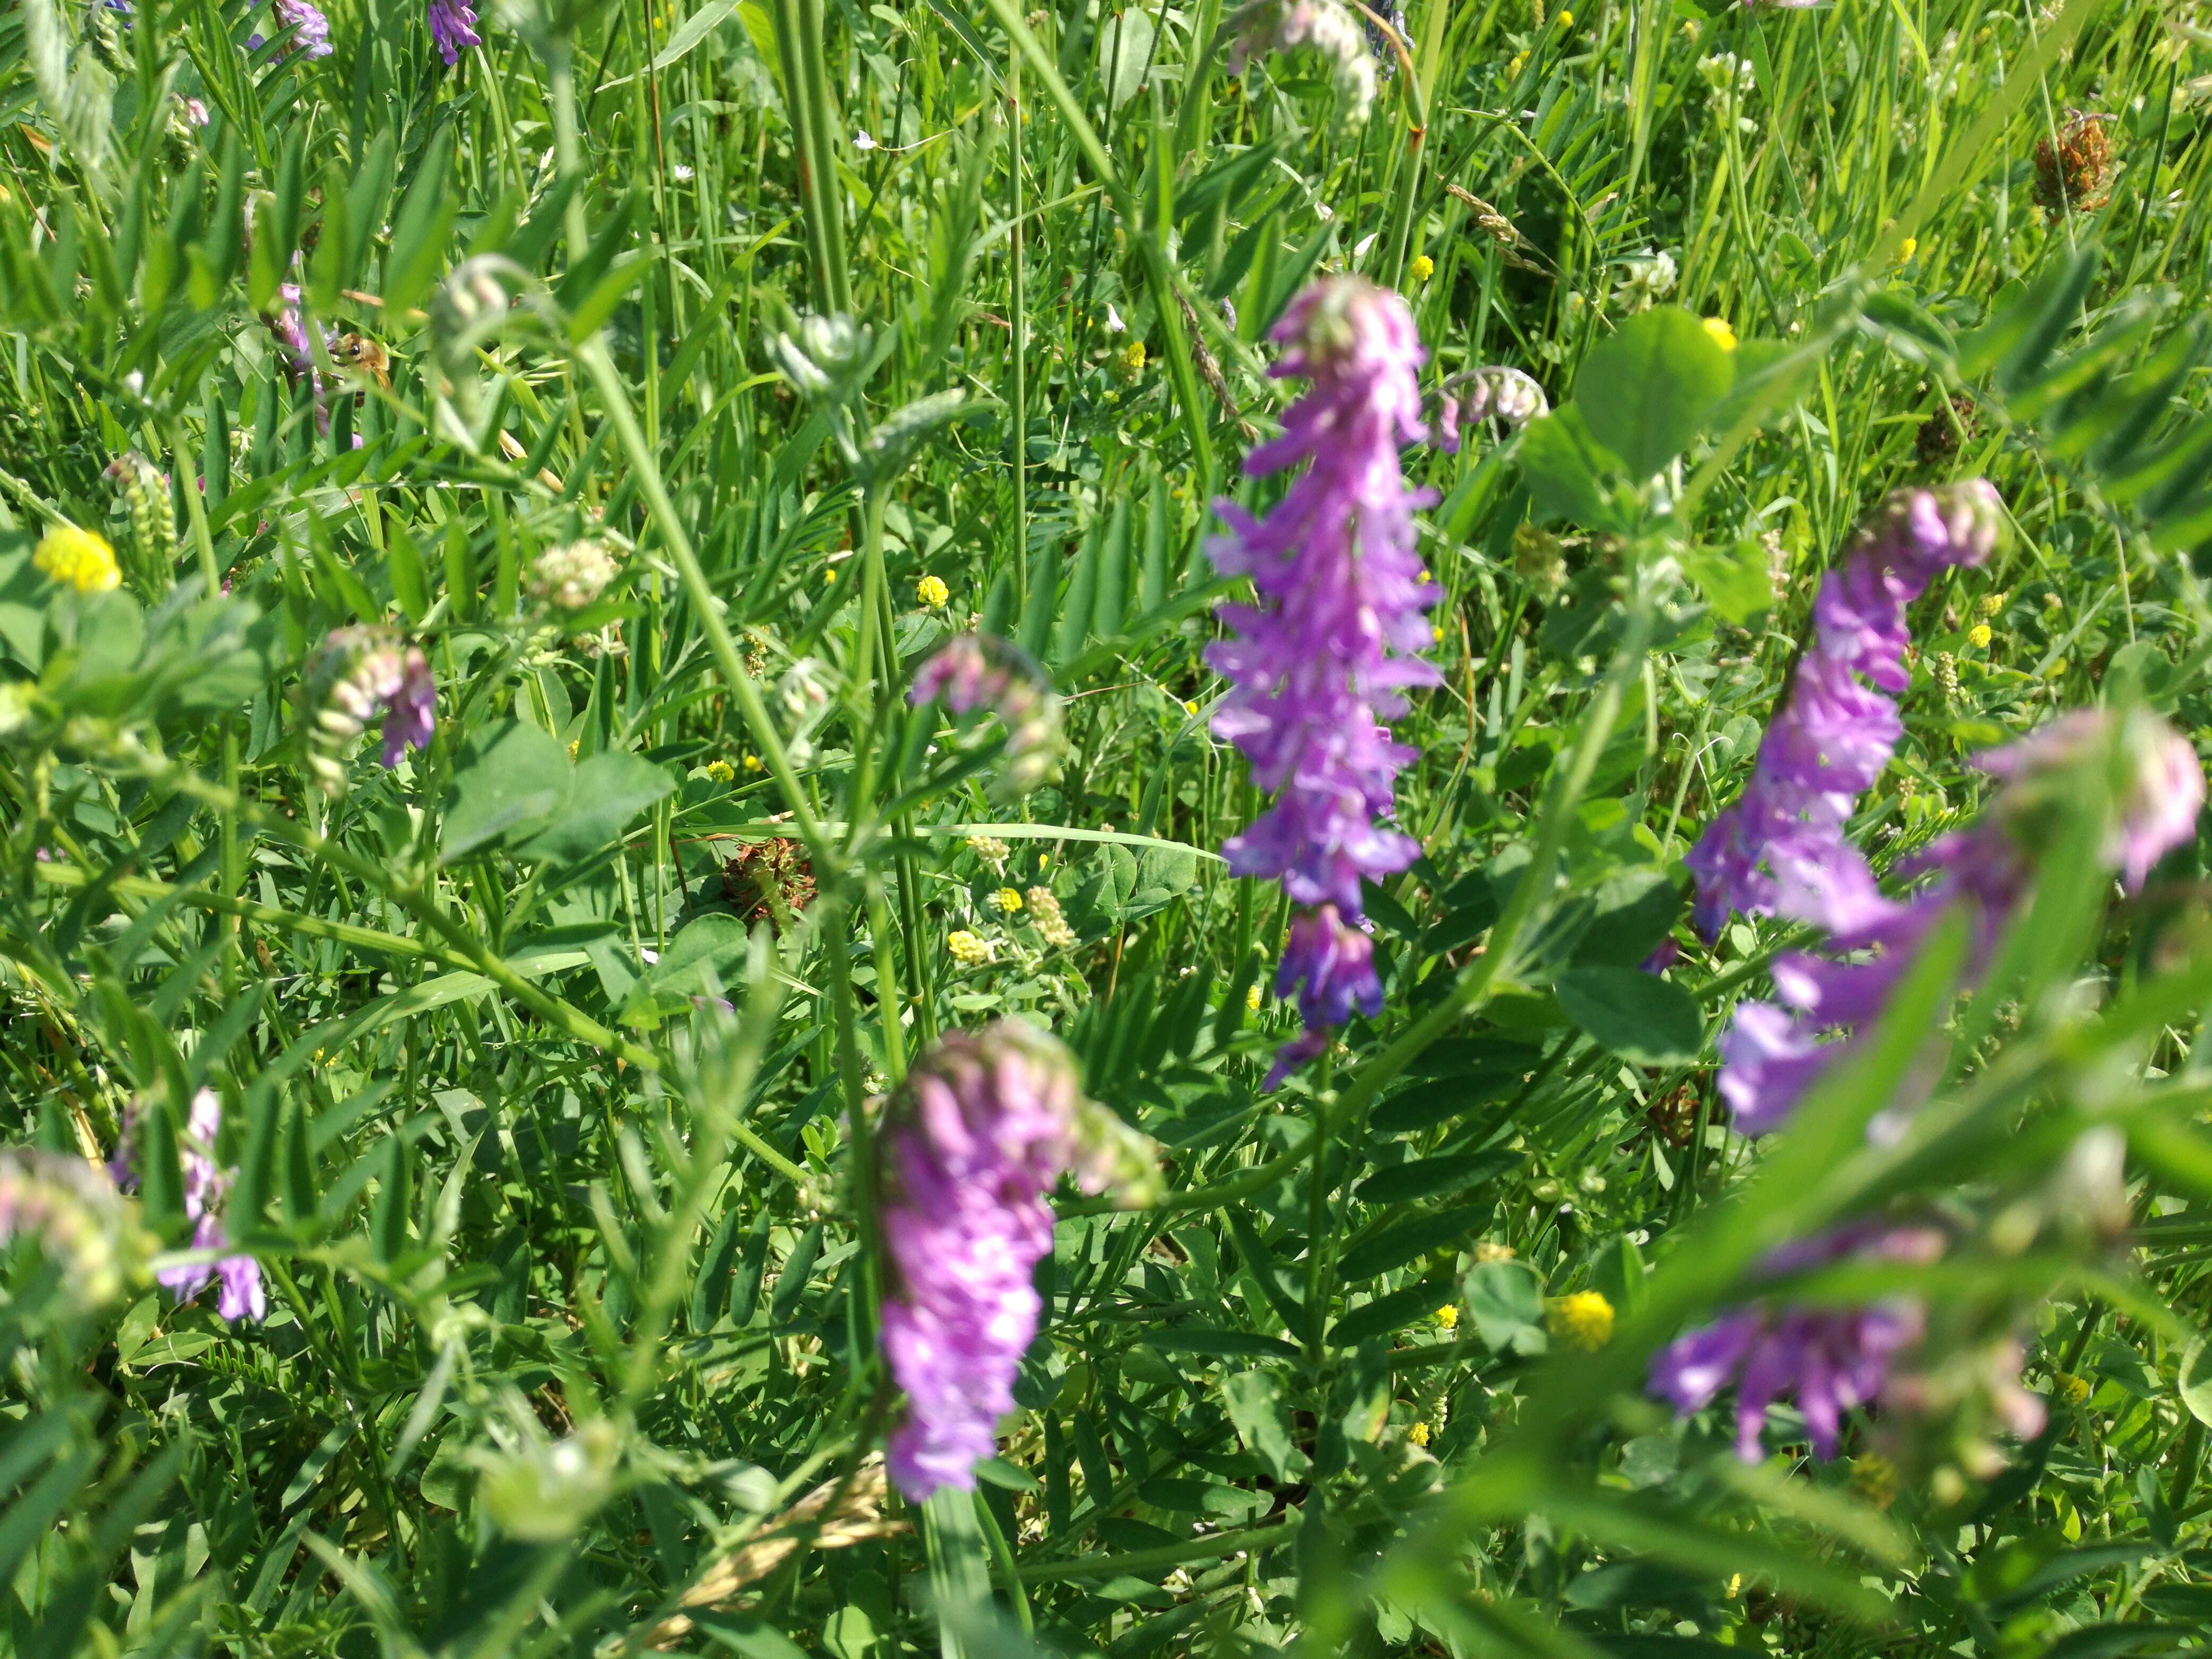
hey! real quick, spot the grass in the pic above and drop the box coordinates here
[2,0,2211,1655]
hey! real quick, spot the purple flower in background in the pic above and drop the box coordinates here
[1688,482,2004,940]
[249,0,334,59]
[910,634,1065,797]
[113,1091,265,1323]
[1270,904,1382,1085]
[1649,1224,1943,1460]
[303,627,437,793]
[1713,707,2203,1137]
[879,1021,1155,1501]
[1208,276,1437,1082]
[267,283,334,433]
[429,0,481,63]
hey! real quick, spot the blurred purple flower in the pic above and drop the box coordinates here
[429,0,481,62]
[1688,482,2004,940]
[249,0,334,59]
[303,628,437,792]
[1715,707,2203,1136]
[114,1091,265,1323]
[910,634,1064,797]
[382,648,438,765]
[1208,276,1437,1081]
[879,1021,1155,1501]
[1649,1224,1943,1459]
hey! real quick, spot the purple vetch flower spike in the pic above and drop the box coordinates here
[1208,275,1438,1081]
[1649,1224,1943,1460]
[879,1021,1158,1501]
[910,634,1065,798]
[429,0,482,63]
[301,627,437,793]
[382,648,438,766]
[250,0,334,59]
[1686,481,2004,939]
[1711,706,2203,1138]
[118,1090,266,1323]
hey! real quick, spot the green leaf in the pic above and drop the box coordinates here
[1678,538,1772,626]
[1221,1370,1309,1482]
[1554,966,1704,1065]
[1462,1259,1547,1355]
[1099,7,1156,108]
[1144,1328,1301,1361]
[381,124,458,314]
[514,750,675,864]
[1519,407,1627,528]
[439,718,571,860]
[1338,1203,1493,1281]
[1574,307,1737,478]
[2179,1334,2212,1428]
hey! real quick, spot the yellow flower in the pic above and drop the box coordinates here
[1556,8,1573,27]
[823,567,837,584]
[742,753,764,772]
[948,929,993,965]
[2055,1371,2092,1405]
[1409,254,1435,283]
[34,526,120,594]
[1702,316,1738,352]
[567,739,580,759]
[705,759,735,783]
[1406,1421,1431,1447]
[1432,624,1445,643]
[917,574,950,608]
[1434,1304,1460,1331]
[1506,50,1528,76]
[1968,623,1992,649]
[1547,1291,1614,1351]
[990,886,1024,914]
[1976,591,2007,618]
[1116,340,1147,379]
[1472,1241,1516,1264]
[1897,237,1919,263]
[1037,853,1050,868]
[1850,1452,1898,1509]
[1246,982,1263,1011]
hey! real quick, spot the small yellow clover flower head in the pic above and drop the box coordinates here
[742,753,764,772]
[34,525,121,594]
[917,573,950,608]
[1547,1290,1614,1351]
[947,929,992,966]
[2055,1371,2092,1405]
[1116,339,1147,380]
[1555,8,1573,28]
[1433,1303,1460,1331]
[990,886,1024,914]
[1897,236,1919,264]
[1245,982,1263,1012]
[1968,623,1993,649]
[1410,254,1436,284]
[1976,590,2008,618]
[1406,1421,1432,1447]
[705,759,735,783]
[1702,316,1738,353]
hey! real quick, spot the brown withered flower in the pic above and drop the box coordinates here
[2033,112,2115,221]
[719,837,816,931]
[1914,392,1980,466]
[1645,1079,1704,1148]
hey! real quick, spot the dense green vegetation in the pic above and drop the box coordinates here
[4,0,2212,1654]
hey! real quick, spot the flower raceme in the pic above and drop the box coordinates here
[109,1091,264,1323]
[428,0,482,63]
[909,634,1066,798]
[1716,708,2202,1138]
[1208,276,1438,1082]
[1687,482,2006,943]
[877,1022,1158,1501]
[300,627,437,796]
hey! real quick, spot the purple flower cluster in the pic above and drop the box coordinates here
[249,0,334,60]
[303,627,437,794]
[429,0,482,64]
[1718,706,2202,1138]
[910,634,1065,797]
[1208,276,1438,1083]
[1650,1224,1942,1460]
[111,1091,264,1323]
[1687,482,2005,942]
[878,1021,1154,1501]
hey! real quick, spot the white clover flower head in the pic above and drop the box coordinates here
[528,538,622,610]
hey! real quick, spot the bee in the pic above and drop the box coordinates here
[331,331,391,391]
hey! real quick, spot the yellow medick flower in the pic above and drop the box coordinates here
[34,526,121,593]
[1547,1290,1614,1351]
[705,759,735,783]
[742,753,764,772]
[1245,982,1263,1011]
[2055,1371,2092,1405]
[1968,623,1993,649]
[1409,254,1435,283]
[947,929,991,966]
[1506,49,1528,77]
[1556,9,1573,28]
[990,886,1024,914]
[1976,591,2007,618]
[917,574,950,608]
[1116,339,1147,379]
[1406,1421,1432,1447]
[1702,316,1738,352]
[1897,237,1919,263]
[1434,1303,1460,1331]
[823,567,837,584]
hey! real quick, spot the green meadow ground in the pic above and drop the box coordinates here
[3,0,2212,1654]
